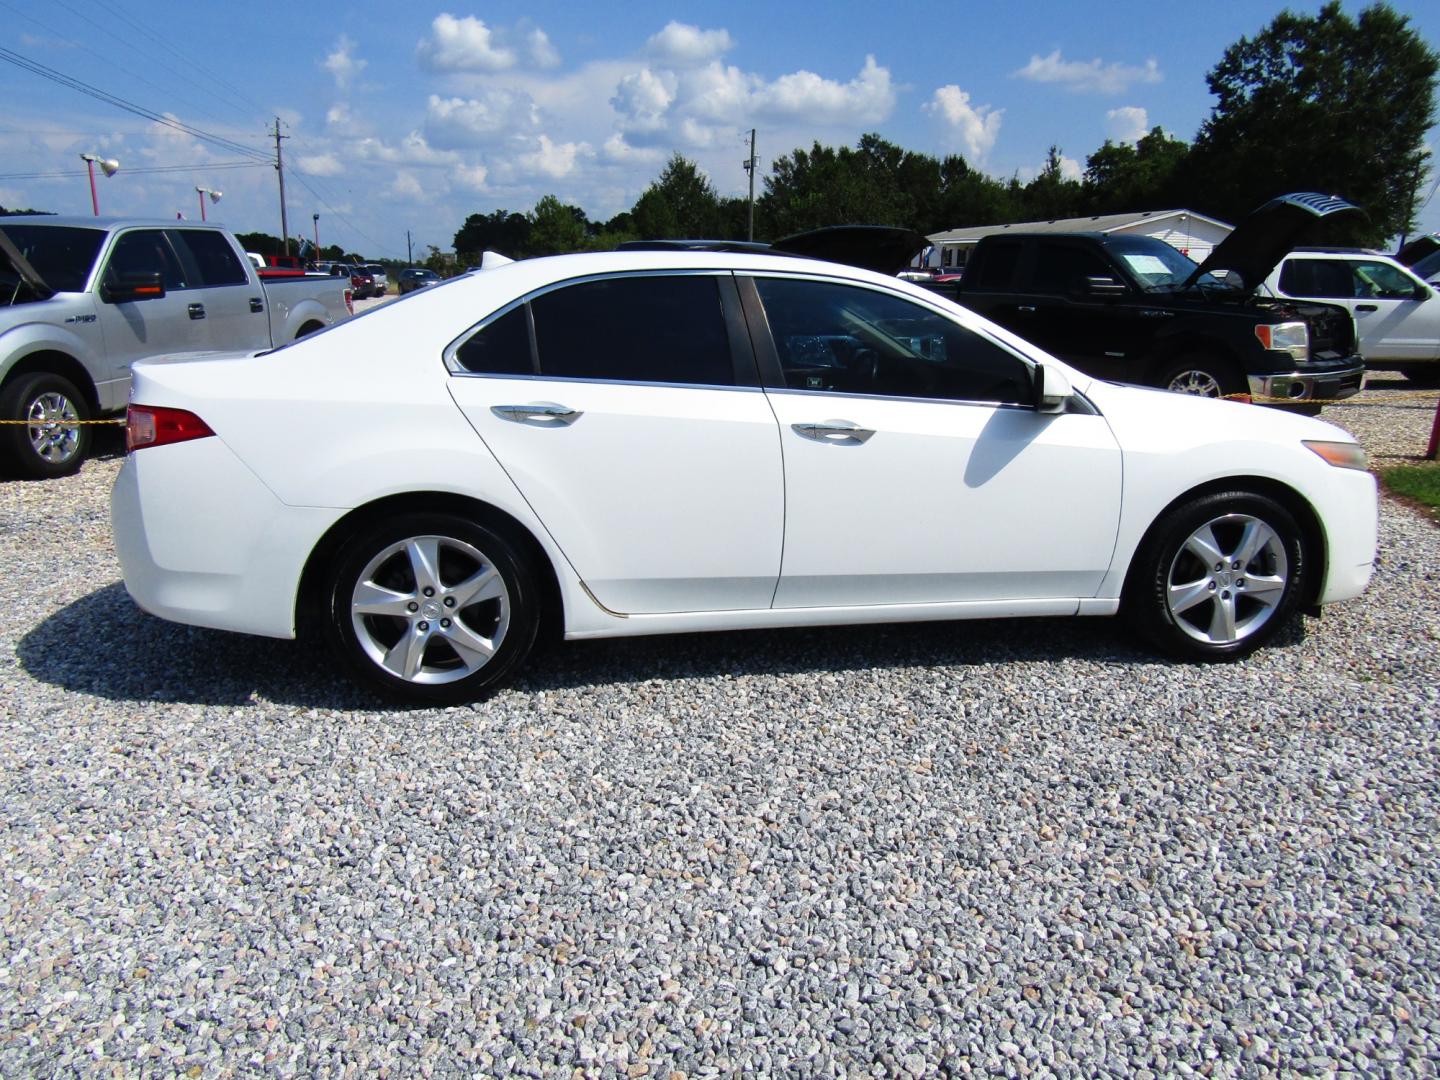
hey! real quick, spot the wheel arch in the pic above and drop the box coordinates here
[2,350,100,413]
[295,490,565,643]
[1121,475,1327,610]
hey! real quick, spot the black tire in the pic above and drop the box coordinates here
[324,512,540,703]
[0,372,93,479]
[1153,354,1245,399]
[1124,491,1308,661]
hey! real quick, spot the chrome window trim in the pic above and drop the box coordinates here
[443,268,736,377]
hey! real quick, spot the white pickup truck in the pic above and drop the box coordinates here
[0,217,353,478]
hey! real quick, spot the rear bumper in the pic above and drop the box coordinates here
[1247,362,1365,403]
[111,440,343,639]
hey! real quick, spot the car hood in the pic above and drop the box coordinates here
[1396,233,1440,267]
[0,225,55,302]
[771,226,928,274]
[1184,192,1366,291]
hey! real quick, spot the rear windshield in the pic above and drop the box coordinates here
[0,224,107,292]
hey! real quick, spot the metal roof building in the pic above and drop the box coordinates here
[924,209,1233,269]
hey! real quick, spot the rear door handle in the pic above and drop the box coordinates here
[491,402,581,423]
[249,297,264,313]
[1017,305,1037,313]
[792,420,874,443]
[187,302,206,320]
[1355,304,1378,312]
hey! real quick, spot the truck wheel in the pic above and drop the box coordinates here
[1155,355,1244,399]
[0,372,93,479]
[1124,490,1308,661]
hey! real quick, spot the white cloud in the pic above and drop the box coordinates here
[418,14,516,73]
[755,55,894,124]
[527,28,560,68]
[425,91,541,148]
[600,133,664,165]
[323,35,366,89]
[297,153,343,177]
[519,134,587,179]
[646,22,734,66]
[1105,105,1149,144]
[611,69,676,135]
[389,171,425,199]
[1013,50,1161,94]
[452,162,489,190]
[1058,155,1082,181]
[924,85,1002,160]
[352,131,458,166]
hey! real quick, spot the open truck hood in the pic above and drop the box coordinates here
[0,225,55,301]
[1184,192,1366,291]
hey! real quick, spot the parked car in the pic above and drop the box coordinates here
[0,217,352,478]
[1264,249,1440,379]
[948,193,1367,405]
[398,267,442,294]
[348,266,377,300]
[111,246,1377,703]
[364,263,389,296]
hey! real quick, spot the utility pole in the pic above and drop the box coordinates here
[406,229,413,264]
[742,128,758,242]
[271,117,290,256]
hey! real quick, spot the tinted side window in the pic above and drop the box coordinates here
[103,229,188,290]
[453,305,533,375]
[969,242,1022,291]
[174,230,248,286]
[1032,244,1113,295]
[1351,260,1416,299]
[755,277,1032,405]
[531,275,732,385]
[1280,259,1351,298]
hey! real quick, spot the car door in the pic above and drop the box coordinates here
[446,271,785,615]
[744,274,1123,609]
[92,228,206,383]
[169,229,272,352]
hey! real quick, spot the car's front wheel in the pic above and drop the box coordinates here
[0,372,93,479]
[1154,354,1244,399]
[324,513,540,703]
[1125,491,1309,660]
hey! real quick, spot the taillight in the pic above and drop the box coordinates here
[344,288,354,314]
[126,405,215,452]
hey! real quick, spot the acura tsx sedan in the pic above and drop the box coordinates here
[111,247,1377,703]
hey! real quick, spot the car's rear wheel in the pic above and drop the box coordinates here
[0,372,93,479]
[324,513,540,703]
[1125,491,1308,660]
[1154,354,1244,399]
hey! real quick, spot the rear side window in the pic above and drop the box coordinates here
[969,241,1022,291]
[453,305,533,375]
[173,230,248,286]
[530,275,733,385]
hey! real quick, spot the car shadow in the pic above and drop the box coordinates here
[17,582,1295,710]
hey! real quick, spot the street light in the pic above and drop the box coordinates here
[195,186,222,222]
[79,153,119,216]
[313,212,320,250]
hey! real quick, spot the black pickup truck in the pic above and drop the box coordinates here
[944,193,1366,405]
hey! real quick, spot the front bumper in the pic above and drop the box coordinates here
[1247,362,1366,403]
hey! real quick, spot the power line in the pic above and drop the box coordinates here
[0,160,268,181]
[0,46,271,162]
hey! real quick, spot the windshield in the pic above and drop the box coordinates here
[1412,249,1440,283]
[0,224,107,293]
[1102,236,1235,292]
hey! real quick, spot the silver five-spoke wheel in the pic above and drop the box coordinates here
[1165,513,1288,645]
[350,534,511,685]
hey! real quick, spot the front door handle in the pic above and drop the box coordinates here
[792,420,874,443]
[1355,304,1378,313]
[249,297,264,313]
[1016,304,1037,313]
[187,302,206,320]
[491,402,581,423]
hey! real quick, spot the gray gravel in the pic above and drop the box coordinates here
[1,383,1438,1078]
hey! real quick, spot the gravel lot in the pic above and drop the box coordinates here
[1,378,1437,1078]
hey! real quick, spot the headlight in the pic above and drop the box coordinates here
[1303,440,1368,471]
[1255,321,1309,362]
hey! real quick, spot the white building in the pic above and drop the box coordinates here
[923,209,1233,271]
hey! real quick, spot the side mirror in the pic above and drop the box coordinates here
[1033,362,1073,413]
[1085,275,1127,298]
[1414,283,1431,302]
[100,271,165,303]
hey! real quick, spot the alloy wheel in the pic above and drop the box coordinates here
[27,391,82,464]
[1165,513,1289,645]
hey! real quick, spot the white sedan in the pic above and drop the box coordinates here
[111,249,1377,703]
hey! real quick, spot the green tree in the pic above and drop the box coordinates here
[1083,128,1191,214]
[1017,146,1085,221]
[453,210,531,262]
[630,154,722,239]
[759,137,912,237]
[527,195,589,255]
[1189,2,1438,240]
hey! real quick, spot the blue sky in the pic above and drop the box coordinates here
[3,0,1438,259]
